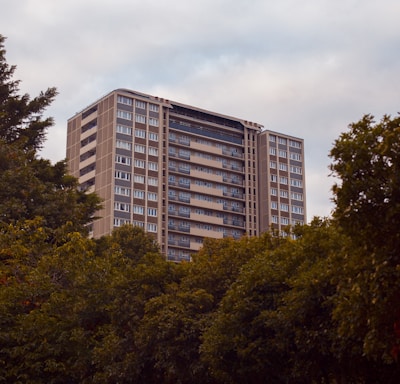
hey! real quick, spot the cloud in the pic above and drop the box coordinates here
[1,0,400,220]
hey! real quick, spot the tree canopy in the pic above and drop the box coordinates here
[0,34,101,235]
[1,33,400,383]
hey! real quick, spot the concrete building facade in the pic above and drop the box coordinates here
[67,89,306,261]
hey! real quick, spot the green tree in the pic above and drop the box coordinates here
[200,236,293,384]
[135,288,214,384]
[0,224,176,383]
[329,114,400,377]
[181,233,282,302]
[88,226,182,383]
[0,35,56,150]
[0,34,101,234]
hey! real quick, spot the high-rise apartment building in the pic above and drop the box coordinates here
[67,89,306,261]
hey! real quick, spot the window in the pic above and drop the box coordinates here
[270,161,277,169]
[115,155,131,165]
[117,110,133,120]
[115,186,131,196]
[135,128,146,138]
[289,139,302,149]
[292,206,304,214]
[179,191,191,202]
[179,206,190,216]
[148,147,158,156]
[280,203,289,212]
[80,163,95,177]
[149,103,159,112]
[115,171,131,181]
[135,100,146,109]
[179,163,190,173]
[269,135,276,142]
[280,190,289,198]
[290,152,302,161]
[179,148,190,159]
[179,135,190,145]
[279,163,288,171]
[148,192,158,201]
[117,95,133,105]
[271,188,278,196]
[278,137,287,145]
[133,220,144,228]
[270,174,277,182]
[81,133,97,148]
[148,162,158,171]
[281,217,290,225]
[134,144,146,153]
[293,220,304,226]
[291,192,303,201]
[80,149,96,162]
[148,177,158,186]
[114,218,130,227]
[134,159,145,168]
[116,124,132,135]
[291,179,303,188]
[134,190,145,199]
[179,177,190,187]
[134,175,145,183]
[147,223,157,233]
[270,147,276,155]
[149,117,159,127]
[168,190,176,200]
[149,132,159,141]
[135,114,146,124]
[280,176,288,185]
[133,205,144,214]
[290,165,302,174]
[147,208,157,217]
[114,202,130,212]
[116,140,132,150]
[272,215,279,224]
[279,150,287,158]
[271,201,278,209]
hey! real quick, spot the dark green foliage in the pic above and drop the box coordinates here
[0,35,101,234]
[330,114,400,370]
[1,33,400,382]
[0,35,57,150]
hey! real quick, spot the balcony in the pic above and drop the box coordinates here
[178,211,190,218]
[178,182,190,189]
[178,166,190,174]
[222,149,243,159]
[232,206,243,213]
[178,195,190,203]
[178,225,190,233]
[178,138,190,146]
[178,240,190,248]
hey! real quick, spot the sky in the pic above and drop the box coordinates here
[1,0,400,221]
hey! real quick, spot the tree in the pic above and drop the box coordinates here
[329,114,400,377]
[0,224,177,383]
[0,35,56,150]
[200,237,293,384]
[0,34,101,234]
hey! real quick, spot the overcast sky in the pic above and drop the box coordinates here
[1,0,399,221]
